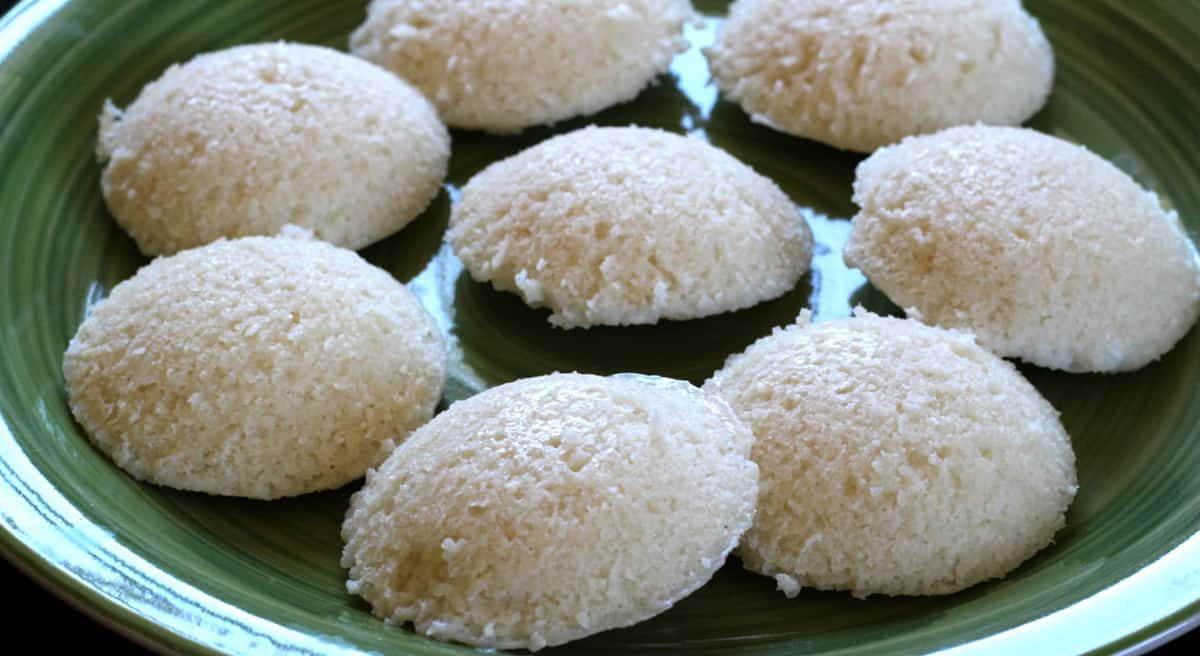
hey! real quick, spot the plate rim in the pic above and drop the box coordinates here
[0,535,209,656]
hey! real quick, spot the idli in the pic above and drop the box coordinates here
[341,372,758,650]
[844,125,1200,372]
[97,42,450,255]
[707,0,1054,152]
[350,0,694,132]
[704,310,1077,598]
[62,231,447,500]
[448,126,813,328]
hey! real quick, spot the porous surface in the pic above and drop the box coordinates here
[97,42,449,255]
[341,373,758,650]
[449,126,813,327]
[844,125,1200,372]
[350,0,693,132]
[62,232,447,500]
[704,310,1077,598]
[707,0,1054,152]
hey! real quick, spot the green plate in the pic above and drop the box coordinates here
[3,0,1199,653]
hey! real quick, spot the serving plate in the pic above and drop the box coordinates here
[2,0,1200,653]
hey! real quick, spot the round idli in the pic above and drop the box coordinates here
[62,231,447,500]
[706,0,1054,152]
[704,310,1077,598]
[350,0,693,132]
[448,126,813,328]
[97,42,450,255]
[844,125,1200,372]
[341,372,758,651]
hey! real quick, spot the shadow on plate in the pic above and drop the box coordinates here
[452,269,814,387]
[445,73,700,185]
[359,189,451,283]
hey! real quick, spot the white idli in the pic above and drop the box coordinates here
[350,0,694,132]
[340,372,757,651]
[97,42,450,255]
[707,0,1054,152]
[62,231,447,500]
[704,310,1077,598]
[844,125,1200,372]
[448,125,813,328]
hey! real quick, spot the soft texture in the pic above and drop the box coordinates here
[705,310,1077,598]
[341,372,758,651]
[350,0,693,132]
[62,231,446,500]
[97,42,449,255]
[706,0,1053,152]
[449,126,813,327]
[844,125,1200,372]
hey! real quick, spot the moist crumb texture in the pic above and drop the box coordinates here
[62,233,447,500]
[97,42,450,255]
[341,373,758,650]
[448,125,814,328]
[844,125,1200,372]
[707,0,1054,152]
[705,310,1077,598]
[351,0,694,132]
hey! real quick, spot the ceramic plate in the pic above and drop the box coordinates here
[2,0,1199,653]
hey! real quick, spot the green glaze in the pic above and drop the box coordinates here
[2,0,1199,653]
